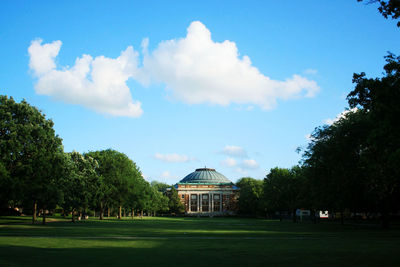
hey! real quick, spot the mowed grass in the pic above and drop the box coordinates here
[0,216,399,266]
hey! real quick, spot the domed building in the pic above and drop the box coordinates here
[175,168,239,215]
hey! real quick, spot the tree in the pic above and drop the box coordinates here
[167,186,184,214]
[151,181,170,193]
[61,152,99,222]
[236,177,264,216]
[347,54,400,227]
[0,96,65,224]
[358,0,400,26]
[0,161,11,210]
[85,149,142,219]
[303,110,371,223]
[150,182,170,215]
[147,186,169,216]
[302,55,400,228]
[263,168,303,222]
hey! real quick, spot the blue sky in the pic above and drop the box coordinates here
[1,1,399,184]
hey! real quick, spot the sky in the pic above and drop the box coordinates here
[1,0,399,184]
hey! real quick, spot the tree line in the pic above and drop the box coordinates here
[236,1,400,228]
[237,54,400,228]
[0,95,183,224]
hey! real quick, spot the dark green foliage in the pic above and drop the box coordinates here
[151,181,170,192]
[302,55,400,227]
[167,186,184,214]
[303,110,371,214]
[263,167,307,221]
[347,54,400,225]
[358,0,400,26]
[0,95,65,224]
[61,152,99,221]
[236,177,264,216]
[85,149,142,219]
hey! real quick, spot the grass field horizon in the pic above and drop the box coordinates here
[1,216,399,266]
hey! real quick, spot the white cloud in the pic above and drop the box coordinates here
[29,21,319,116]
[221,157,237,167]
[161,170,172,179]
[241,159,259,169]
[303,68,318,75]
[324,108,358,125]
[221,156,259,174]
[154,153,195,163]
[220,145,247,157]
[143,21,319,109]
[28,39,143,117]
[28,39,61,76]
[235,167,248,175]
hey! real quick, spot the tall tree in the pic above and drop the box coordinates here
[167,186,184,215]
[347,54,400,227]
[303,110,371,223]
[236,177,264,216]
[61,152,99,222]
[263,168,302,222]
[86,149,142,219]
[0,96,65,224]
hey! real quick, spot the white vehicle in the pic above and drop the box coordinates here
[319,210,329,219]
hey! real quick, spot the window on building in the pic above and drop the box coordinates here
[213,194,221,212]
[190,194,197,212]
[181,194,185,199]
[202,194,209,212]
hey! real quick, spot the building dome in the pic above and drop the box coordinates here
[178,168,232,184]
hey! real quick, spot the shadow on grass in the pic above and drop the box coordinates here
[1,217,400,240]
[0,236,399,267]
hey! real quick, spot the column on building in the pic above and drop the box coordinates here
[198,193,201,213]
[211,193,214,212]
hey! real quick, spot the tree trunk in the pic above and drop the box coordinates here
[42,209,46,225]
[99,202,104,220]
[118,205,122,219]
[72,209,75,223]
[311,209,317,224]
[107,206,110,217]
[140,210,143,218]
[32,201,37,224]
[131,209,134,219]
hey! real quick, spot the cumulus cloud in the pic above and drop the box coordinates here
[154,153,195,163]
[221,157,237,167]
[221,155,259,173]
[324,108,358,125]
[303,68,318,75]
[143,21,319,109]
[241,159,259,169]
[28,39,143,117]
[220,145,247,158]
[29,21,319,116]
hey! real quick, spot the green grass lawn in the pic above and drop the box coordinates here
[0,216,399,266]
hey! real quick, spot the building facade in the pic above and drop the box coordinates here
[175,168,238,216]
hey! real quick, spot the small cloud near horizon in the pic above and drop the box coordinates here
[154,153,196,163]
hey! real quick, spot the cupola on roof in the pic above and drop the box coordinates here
[178,168,232,184]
